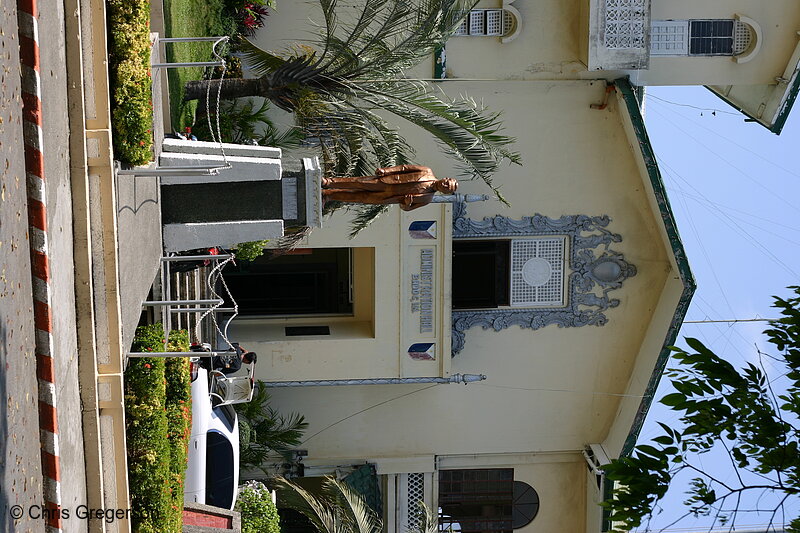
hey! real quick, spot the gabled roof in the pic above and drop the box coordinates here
[706,40,800,134]
[613,77,696,456]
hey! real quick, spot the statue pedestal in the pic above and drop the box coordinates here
[159,140,322,252]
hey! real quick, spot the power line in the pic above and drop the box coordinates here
[646,93,741,116]
[684,318,778,324]
[648,106,800,217]
[648,98,800,179]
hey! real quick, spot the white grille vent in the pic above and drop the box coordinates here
[733,21,752,54]
[469,10,485,35]
[406,473,425,529]
[650,20,689,55]
[486,10,503,35]
[604,0,648,49]
[510,238,566,307]
[454,15,469,36]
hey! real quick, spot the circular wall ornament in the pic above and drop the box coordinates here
[521,257,552,287]
[512,481,540,528]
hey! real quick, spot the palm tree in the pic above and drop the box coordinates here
[272,475,440,533]
[273,476,382,533]
[185,0,521,211]
[236,383,308,473]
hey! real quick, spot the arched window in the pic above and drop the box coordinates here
[650,18,757,59]
[454,9,519,39]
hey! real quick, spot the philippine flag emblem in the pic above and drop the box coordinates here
[408,343,436,360]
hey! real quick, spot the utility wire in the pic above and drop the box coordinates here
[648,106,800,217]
[683,318,778,324]
[648,98,800,179]
[646,93,741,116]
[656,155,800,279]
[300,384,439,444]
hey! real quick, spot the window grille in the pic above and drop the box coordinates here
[510,238,566,307]
[733,21,752,54]
[454,9,512,37]
[486,10,503,36]
[454,13,469,36]
[650,20,688,55]
[469,10,486,35]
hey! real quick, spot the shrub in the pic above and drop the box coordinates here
[126,324,191,532]
[237,481,281,533]
[234,240,270,262]
[107,0,153,165]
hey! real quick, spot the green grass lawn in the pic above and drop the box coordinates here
[162,0,235,132]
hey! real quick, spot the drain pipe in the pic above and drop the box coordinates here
[590,84,616,110]
[18,0,64,529]
[262,373,487,387]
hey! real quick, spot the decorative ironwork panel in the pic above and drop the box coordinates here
[451,206,636,355]
[510,238,565,307]
[604,0,648,49]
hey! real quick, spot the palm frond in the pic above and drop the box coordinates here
[351,80,519,202]
[349,205,390,238]
[322,478,382,533]
[273,477,345,533]
[407,501,439,533]
[237,39,289,76]
[273,476,381,533]
[315,0,476,79]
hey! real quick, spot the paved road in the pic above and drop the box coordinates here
[0,1,45,530]
[0,1,86,531]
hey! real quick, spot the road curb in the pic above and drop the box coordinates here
[63,0,132,529]
[17,0,64,530]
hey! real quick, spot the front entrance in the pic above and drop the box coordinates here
[222,248,353,316]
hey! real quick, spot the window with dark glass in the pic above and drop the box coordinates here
[689,20,734,55]
[205,431,235,509]
[439,469,514,533]
[222,248,353,315]
[452,241,510,309]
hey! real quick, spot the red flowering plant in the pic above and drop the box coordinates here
[224,0,272,37]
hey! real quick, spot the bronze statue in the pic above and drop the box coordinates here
[321,164,458,211]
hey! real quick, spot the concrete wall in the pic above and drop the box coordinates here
[253,0,800,86]
[248,81,675,462]
[634,0,800,86]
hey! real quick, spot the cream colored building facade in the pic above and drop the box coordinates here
[226,1,800,531]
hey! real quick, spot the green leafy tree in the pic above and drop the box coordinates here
[236,382,308,472]
[602,287,800,532]
[184,0,521,208]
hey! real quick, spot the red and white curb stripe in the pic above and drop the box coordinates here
[18,0,63,530]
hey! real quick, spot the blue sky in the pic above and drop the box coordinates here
[632,86,800,531]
